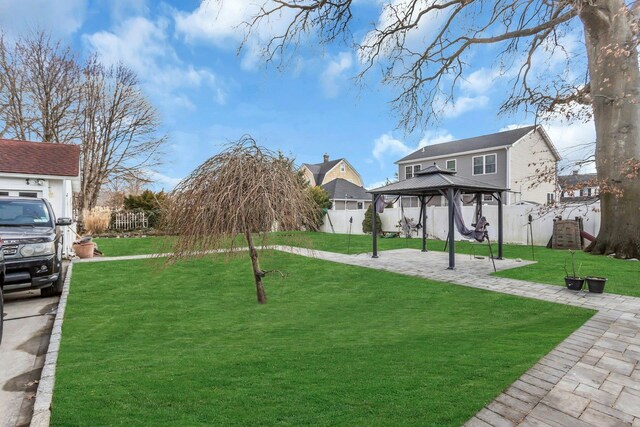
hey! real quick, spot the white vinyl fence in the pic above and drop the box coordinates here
[111,210,149,230]
[321,203,601,246]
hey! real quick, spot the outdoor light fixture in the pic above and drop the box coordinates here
[25,178,44,186]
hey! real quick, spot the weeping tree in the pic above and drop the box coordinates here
[163,136,317,304]
[215,0,640,258]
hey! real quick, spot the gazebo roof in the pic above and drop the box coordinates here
[369,164,509,196]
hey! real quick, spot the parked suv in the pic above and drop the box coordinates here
[0,197,72,297]
[0,237,5,345]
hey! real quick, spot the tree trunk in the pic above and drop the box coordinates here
[245,231,267,304]
[579,1,640,259]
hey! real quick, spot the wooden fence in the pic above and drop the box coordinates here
[112,210,148,230]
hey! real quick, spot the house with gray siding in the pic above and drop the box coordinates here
[396,126,560,206]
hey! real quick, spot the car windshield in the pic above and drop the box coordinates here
[0,199,52,226]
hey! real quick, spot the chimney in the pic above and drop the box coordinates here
[323,153,329,163]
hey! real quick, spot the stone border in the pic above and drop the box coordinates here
[29,263,73,427]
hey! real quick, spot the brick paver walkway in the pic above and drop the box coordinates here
[276,246,640,427]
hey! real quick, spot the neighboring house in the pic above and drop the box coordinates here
[301,154,371,210]
[395,125,560,206]
[559,172,599,202]
[0,139,81,255]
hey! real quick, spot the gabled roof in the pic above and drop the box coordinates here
[321,178,369,200]
[302,158,343,185]
[397,125,537,163]
[558,173,598,187]
[0,139,81,177]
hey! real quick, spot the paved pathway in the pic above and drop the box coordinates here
[275,247,640,427]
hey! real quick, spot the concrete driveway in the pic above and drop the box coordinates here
[1,290,58,427]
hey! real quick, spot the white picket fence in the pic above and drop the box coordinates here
[321,203,601,246]
[111,210,148,230]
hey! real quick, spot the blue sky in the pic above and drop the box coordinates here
[0,0,596,190]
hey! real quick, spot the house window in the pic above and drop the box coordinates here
[340,163,345,172]
[472,154,497,175]
[446,159,457,172]
[483,194,493,202]
[401,196,420,208]
[357,202,363,210]
[0,191,8,196]
[19,192,38,198]
[547,193,555,205]
[405,164,421,179]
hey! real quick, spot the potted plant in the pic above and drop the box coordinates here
[564,250,584,290]
[586,276,607,293]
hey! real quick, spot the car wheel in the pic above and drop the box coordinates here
[0,290,4,346]
[41,264,65,297]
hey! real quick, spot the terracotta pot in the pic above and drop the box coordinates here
[73,242,95,259]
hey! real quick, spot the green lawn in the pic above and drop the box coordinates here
[95,232,640,297]
[53,251,593,426]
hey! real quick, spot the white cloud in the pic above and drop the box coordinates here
[174,1,297,71]
[417,130,455,147]
[440,95,490,118]
[0,0,87,38]
[372,129,454,166]
[360,0,447,63]
[84,17,227,109]
[320,52,353,98]
[147,170,182,190]
[366,180,390,190]
[372,133,413,165]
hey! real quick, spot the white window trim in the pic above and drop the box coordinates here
[483,194,493,202]
[445,159,457,172]
[472,153,498,176]
[405,165,413,179]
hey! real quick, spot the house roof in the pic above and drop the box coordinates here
[369,166,508,196]
[302,158,343,185]
[0,139,81,177]
[558,173,598,187]
[321,178,369,200]
[397,125,537,163]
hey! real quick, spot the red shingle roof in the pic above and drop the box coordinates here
[0,139,80,177]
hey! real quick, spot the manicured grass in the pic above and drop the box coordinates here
[94,235,172,256]
[53,251,593,426]
[95,232,640,297]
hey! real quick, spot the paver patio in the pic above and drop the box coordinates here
[274,247,640,427]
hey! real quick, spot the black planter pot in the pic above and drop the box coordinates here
[586,277,607,294]
[564,277,585,291]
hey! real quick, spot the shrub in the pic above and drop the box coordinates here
[308,186,332,230]
[82,208,111,234]
[362,205,382,235]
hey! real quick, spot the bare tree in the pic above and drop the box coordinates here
[0,32,165,213]
[222,0,640,258]
[78,57,165,211]
[163,136,317,304]
[0,31,81,142]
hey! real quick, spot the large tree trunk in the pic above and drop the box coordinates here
[245,231,267,304]
[579,1,640,259]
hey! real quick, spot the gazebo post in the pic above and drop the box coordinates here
[372,194,378,258]
[447,187,455,269]
[497,192,504,259]
[420,196,427,252]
